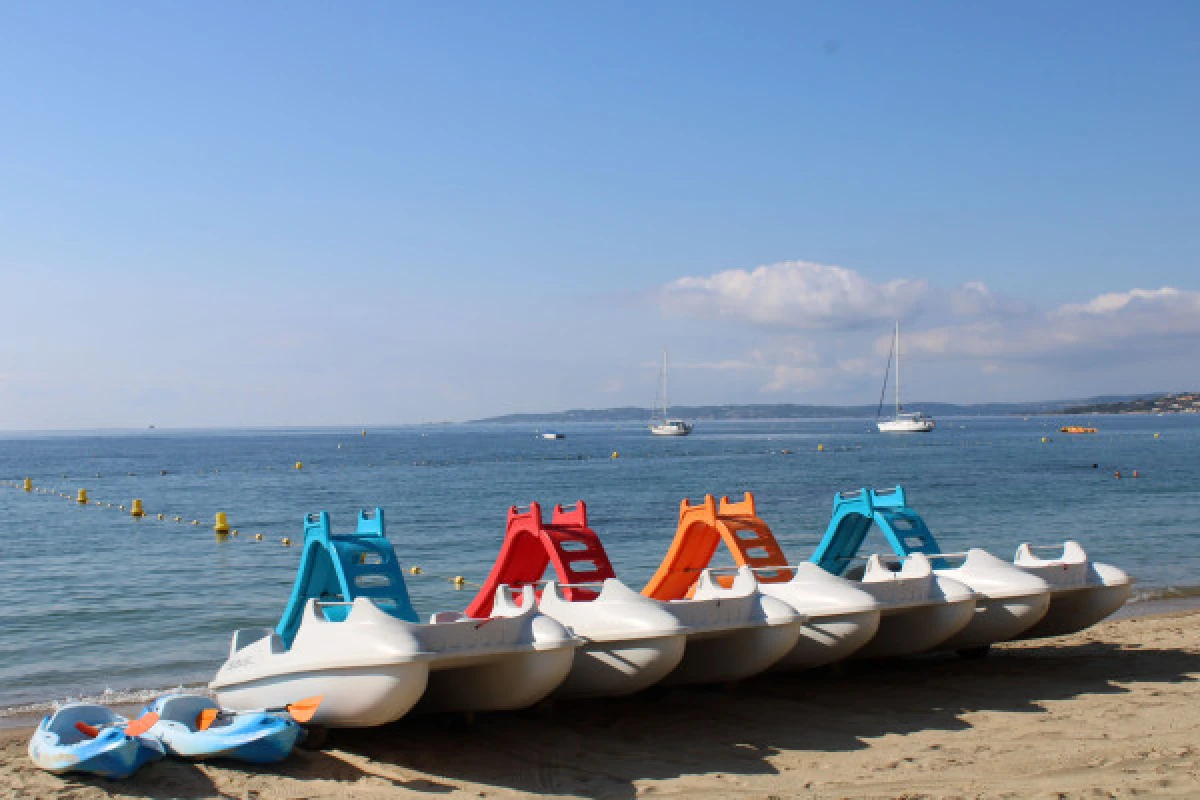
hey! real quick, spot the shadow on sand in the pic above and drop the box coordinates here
[96,637,1199,799]
[321,638,1198,798]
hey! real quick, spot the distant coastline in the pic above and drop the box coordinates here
[472,392,1189,425]
[1060,392,1200,415]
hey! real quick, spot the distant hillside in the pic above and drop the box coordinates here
[472,395,1162,424]
[1062,392,1199,415]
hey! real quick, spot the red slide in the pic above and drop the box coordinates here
[464,501,619,618]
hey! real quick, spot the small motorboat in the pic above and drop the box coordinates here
[812,487,1056,655]
[466,502,688,697]
[646,494,881,670]
[141,694,306,763]
[29,704,164,779]
[539,431,566,439]
[1012,541,1133,639]
[212,509,578,727]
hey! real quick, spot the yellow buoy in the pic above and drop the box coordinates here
[817,443,825,451]
[130,499,145,517]
[294,461,303,470]
[254,533,263,541]
[173,515,183,522]
[282,537,292,546]
[118,505,126,511]
[190,519,199,526]
[214,511,230,534]
[410,566,422,575]
[611,451,619,459]
[1041,436,1048,443]
[231,529,239,537]
[157,513,165,521]
[77,489,88,504]
[453,575,466,589]
[1154,432,1161,439]
[23,478,32,492]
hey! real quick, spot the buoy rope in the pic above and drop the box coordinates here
[0,478,483,588]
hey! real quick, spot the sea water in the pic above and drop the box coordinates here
[1,415,1197,714]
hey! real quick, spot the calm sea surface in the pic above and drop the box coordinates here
[1,415,1197,713]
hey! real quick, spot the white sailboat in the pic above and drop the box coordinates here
[876,322,934,433]
[649,349,692,436]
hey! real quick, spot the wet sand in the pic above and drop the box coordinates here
[4,609,1199,799]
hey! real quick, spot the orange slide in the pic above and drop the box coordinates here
[642,492,794,599]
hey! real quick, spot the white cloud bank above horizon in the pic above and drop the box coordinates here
[654,260,1200,395]
[656,260,929,330]
[906,286,1200,362]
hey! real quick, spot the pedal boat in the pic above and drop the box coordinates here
[647,564,806,685]
[28,704,164,779]
[839,553,978,658]
[645,494,880,670]
[813,487,1053,654]
[466,502,688,697]
[211,509,577,727]
[1011,541,1133,639]
[141,694,302,763]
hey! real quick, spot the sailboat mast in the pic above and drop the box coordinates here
[662,349,669,416]
[895,322,901,415]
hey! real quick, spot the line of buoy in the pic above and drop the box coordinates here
[2,479,488,583]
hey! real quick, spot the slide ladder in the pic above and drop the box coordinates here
[276,508,418,647]
[642,492,794,600]
[464,501,618,618]
[809,486,943,575]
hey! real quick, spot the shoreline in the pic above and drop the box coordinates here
[4,609,1200,798]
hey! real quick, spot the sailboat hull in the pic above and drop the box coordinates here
[876,417,935,433]
[650,423,692,436]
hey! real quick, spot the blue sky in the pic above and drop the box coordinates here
[1,2,1197,428]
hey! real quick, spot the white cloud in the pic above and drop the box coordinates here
[905,287,1200,361]
[656,260,928,330]
[948,281,1030,318]
[653,255,1200,400]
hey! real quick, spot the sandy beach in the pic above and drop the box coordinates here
[4,609,1199,799]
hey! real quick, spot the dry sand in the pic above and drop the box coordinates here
[4,609,1199,799]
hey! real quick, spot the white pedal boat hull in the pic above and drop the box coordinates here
[1013,542,1134,639]
[849,554,977,659]
[212,588,578,727]
[758,563,882,670]
[528,579,687,698]
[659,567,805,685]
[211,598,431,728]
[415,591,578,713]
[930,548,1053,651]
